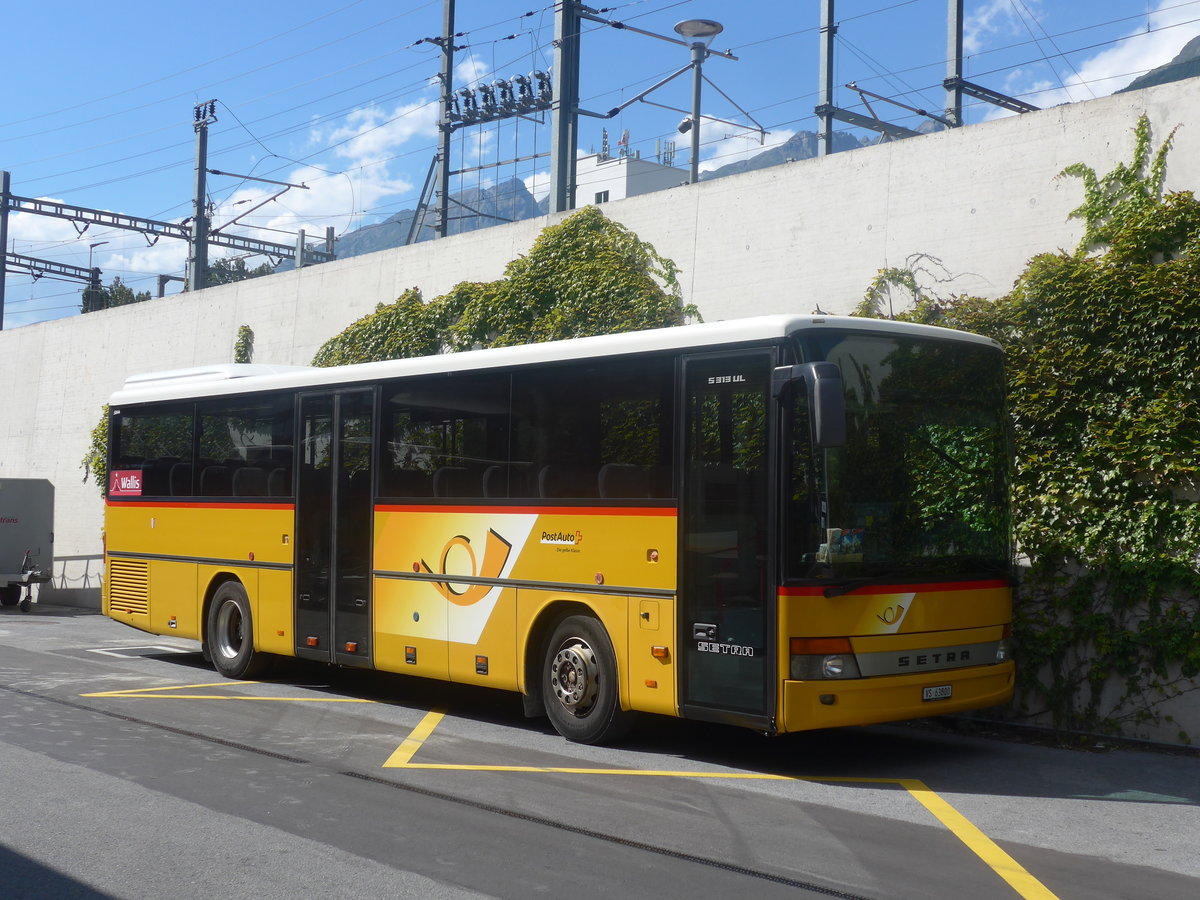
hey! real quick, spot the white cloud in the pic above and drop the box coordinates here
[321,99,440,166]
[964,0,1044,56]
[524,170,550,203]
[980,1,1199,116]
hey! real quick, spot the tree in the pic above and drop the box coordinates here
[81,276,152,313]
[207,256,275,286]
[854,115,1200,739]
[313,206,696,366]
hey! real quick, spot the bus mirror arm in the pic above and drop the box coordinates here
[772,363,846,448]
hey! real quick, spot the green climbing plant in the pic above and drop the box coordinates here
[312,206,697,365]
[234,325,255,363]
[854,115,1200,740]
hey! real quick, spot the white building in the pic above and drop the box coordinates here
[575,144,685,205]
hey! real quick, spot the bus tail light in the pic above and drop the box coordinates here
[789,637,861,680]
[996,623,1013,663]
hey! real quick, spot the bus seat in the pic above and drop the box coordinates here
[539,465,597,499]
[598,463,653,499]
[387,468,432,497]
[233,467,267,497]
[200,465,232,496]
[482,465,507,498]
[433,466,477,498]
[267,467,291,497]
[169,463,193,496]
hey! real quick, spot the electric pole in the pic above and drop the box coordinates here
[188,101,217,292]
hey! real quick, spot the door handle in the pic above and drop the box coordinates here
[693,623,717,640]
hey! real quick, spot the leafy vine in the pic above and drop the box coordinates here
[855,115,1200,740]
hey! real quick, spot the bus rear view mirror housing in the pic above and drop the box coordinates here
[772,362,846,448]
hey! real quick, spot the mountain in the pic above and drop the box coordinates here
[1119,33,1200,93]
[317,129,861,266]
[283,177,541,271]
[700,129,868,180]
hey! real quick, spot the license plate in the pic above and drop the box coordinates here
[922,684,952,701]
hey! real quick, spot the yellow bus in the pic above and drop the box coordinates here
[104,315,1014,743]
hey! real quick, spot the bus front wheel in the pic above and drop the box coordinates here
[542,614,634,745]
[207,581,271,680]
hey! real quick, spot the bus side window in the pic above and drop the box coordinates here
[511,355,674,501]
[381,374,510,500]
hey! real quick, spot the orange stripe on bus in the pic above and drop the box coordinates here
[106,500,294,511]
[375,504,678,517]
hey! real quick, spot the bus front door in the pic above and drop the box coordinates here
[295,390,376,667]
[679,352,774,728]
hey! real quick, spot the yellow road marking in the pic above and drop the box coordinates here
[80,682,1056,899]
[899,779,1060,900]
[385,713,1059,900]
[383,709,446,767]
[81,681,374,702]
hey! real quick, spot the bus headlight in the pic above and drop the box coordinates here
[789,638,861,680]
[995,624,1013,663]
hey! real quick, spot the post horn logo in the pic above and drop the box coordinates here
[421,529,513,606]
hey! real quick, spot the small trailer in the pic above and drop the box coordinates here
[0,478,54,613]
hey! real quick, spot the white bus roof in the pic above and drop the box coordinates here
[109,314,1000,406]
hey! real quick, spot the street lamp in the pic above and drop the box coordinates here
[88,241,108,271]
[674,19,724,184]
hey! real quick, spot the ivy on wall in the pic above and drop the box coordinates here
[856,115,1200,740]
[234,325,255,364]
[312,205,696,365]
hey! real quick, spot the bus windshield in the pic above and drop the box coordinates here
[785,330,1010,582]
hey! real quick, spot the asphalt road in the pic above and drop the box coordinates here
[2,603,1197,900]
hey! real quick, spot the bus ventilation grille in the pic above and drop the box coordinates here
[108,559,150,616]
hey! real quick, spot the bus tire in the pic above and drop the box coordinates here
[542,614,635,745]
[0,585,20,607]
[207,581,271,680]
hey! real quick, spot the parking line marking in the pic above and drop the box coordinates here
[899,779,1059,900]
[86,646,192,659]
[383,709,446,767]
[81,681,374,702]
[383,714,1058,900]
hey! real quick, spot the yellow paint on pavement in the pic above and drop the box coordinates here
[81,681,374,702]
[383,709,446,767]
[384,712,1059,900]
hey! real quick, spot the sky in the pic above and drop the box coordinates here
[2,0,1198,328]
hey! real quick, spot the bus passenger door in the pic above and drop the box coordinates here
[679,352,774,727]
[295,390,376,667]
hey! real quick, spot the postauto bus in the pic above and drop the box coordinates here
[103,315,1013,743]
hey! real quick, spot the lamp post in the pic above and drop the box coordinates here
[86,241,108,312]
[673,18,724,184]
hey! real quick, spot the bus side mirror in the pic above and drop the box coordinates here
[772,362,846,448]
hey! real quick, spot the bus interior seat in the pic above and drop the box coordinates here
[233,467,268,497]
[200,465,232,496]
[433,466,477,498]
[267,467,291,497]
[169,462,193,496]
[538,465,597,499]
[387,468,432,497]
[598,463,654,499]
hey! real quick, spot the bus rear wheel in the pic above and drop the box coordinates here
[0,585,20,607]
[207,581,271,680]
[542,614,634,745]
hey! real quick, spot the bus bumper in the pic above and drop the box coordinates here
[779,660,1015,732]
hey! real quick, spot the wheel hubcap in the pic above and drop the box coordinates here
[214,600,244,660]
[550,639,598,714]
